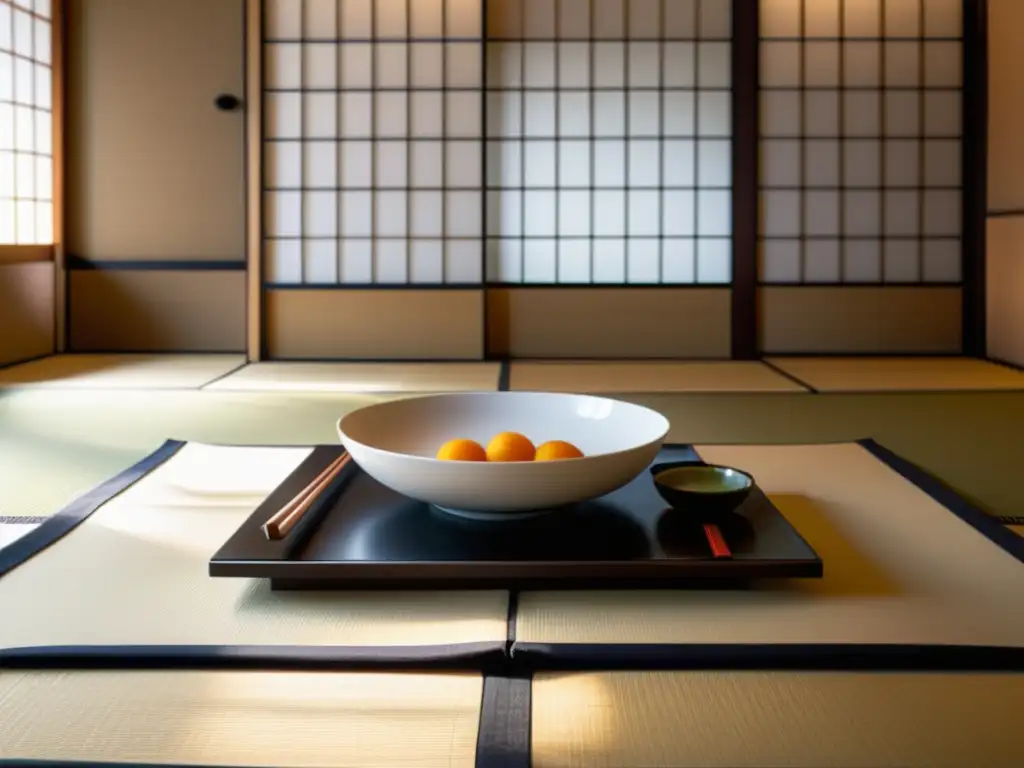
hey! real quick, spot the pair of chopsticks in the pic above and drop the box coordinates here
[262,452,351,540]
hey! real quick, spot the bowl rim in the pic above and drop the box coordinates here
[336,391,671,467]
[651,462,755,494]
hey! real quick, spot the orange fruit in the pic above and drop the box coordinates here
[535,440,584,461]
[486,431,536,462]
[436,438,487,462]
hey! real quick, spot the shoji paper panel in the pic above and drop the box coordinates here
[263,0,484,285]
[0,0,54,245]
[485,0,733,285]
[759,0,963,284]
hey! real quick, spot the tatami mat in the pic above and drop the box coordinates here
[0,353,247,389]
[516,442,1024,648]
[1,670,482,768]
[765,356,1024,392]
[0,388,393,519]
[0,521,39,549]
[509,361,809,393]
[0,442,509,650]
[204,361,501,393]
[532,671,1024,768]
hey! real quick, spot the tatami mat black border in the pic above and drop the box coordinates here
[510,642,1024,672]
[505,591,519,657]
[759,359,818,392]
[196,359,251,389]
[1,763,221,768]
[0,642,508,673]
[67,256,245,271]
[859,438,1024,564]
[0,352,52,371]
[0,440,186,579]
[475,676,532,768]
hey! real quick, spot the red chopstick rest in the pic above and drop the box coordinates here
[703,523,732,559]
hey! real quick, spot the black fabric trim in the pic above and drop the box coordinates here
[197,359,250,389]
[67,256,245,271]
[0,642,508,673]
[511,642,1024,672]
[985,355,1024,373]
[1,763,233,768]
[760,359,818,392]
[475,676,532,768]
[0,440,186,579]
[506,591,519,653]
[858,438,1024,564]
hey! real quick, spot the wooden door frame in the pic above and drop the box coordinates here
[52,0,68,351]
[244,0,263,361]
[731,0,759,359]
[963,0,988,357]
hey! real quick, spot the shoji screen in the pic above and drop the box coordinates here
[758,0,964,353]
[484,0,736,358]
[485,0,732,285]
[0,0,54,245]
[262,0,485,359]
[264,0,482,284]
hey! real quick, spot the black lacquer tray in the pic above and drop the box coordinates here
[210,444,822,589]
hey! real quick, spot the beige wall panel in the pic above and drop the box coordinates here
[66,0,245,259]
[988,0,1024,211]
[760,288,963,354]
[0,246,53,264]
[986,217,1024,366]
[0,263,56,366]
[486,289,732,359]
[266,290,485,360]
[69,271,246,352]
[873,288,963,353]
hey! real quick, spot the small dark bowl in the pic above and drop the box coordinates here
[650,461,755,518]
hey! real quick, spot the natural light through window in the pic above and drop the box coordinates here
[262,0,733,286]
[0,0,54,245]
[759,0,963,284]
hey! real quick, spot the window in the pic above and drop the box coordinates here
[263,0,484,285]
[0,0,54,245]
[261,0,733,286]
[485,0,733,285]
[759,0,963,284]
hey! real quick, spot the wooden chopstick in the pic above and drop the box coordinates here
[262,452,351,540]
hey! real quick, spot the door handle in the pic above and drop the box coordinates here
[214,93,243,112]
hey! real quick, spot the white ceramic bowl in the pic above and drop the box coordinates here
[336,392,670,519]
